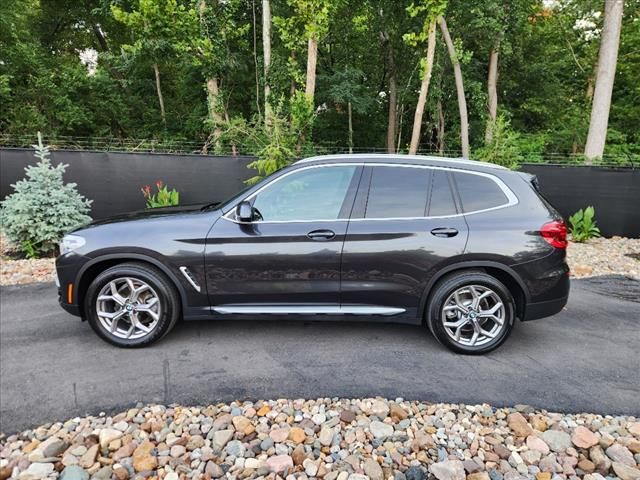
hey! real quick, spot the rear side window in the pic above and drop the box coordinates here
[365,166,430,218]
[453,172,508,213]
[428,171,457,216]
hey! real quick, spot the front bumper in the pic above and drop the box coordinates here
[56,253,90,318]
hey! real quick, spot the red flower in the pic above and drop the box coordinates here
[156,180,164,189]
[141,185,151,197]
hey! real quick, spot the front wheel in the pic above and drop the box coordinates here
[427,271,516,354]
[84,262,181,347]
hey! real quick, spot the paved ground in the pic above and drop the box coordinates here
[1,276,639,434]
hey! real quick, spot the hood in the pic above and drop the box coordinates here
[86,203,212,227]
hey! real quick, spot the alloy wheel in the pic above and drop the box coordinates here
[441,284,506,347]
[96,277,161,340]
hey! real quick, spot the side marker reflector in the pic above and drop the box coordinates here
[67,283,73,304]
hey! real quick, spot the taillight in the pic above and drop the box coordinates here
[541,220,568,249]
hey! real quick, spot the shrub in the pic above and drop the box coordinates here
[141,180,180,208]
[474,115,523,169]
[568,206,601,243]
[0,134,93,257]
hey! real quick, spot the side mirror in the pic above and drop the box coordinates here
[236,201,254,222]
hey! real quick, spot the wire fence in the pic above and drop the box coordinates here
[1,134,637,168]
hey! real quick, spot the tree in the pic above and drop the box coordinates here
[321,67,373,152]
[405,0,447,154]
[439,16,470,158]
[263,0,273,123]
[584,0,624,160]
[111,0,200,127]
[279,0,340,104]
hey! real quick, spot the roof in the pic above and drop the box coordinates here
[294,153,508,171]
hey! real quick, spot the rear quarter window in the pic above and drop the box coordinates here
[453,172,509,213]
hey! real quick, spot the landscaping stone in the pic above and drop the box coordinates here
[0,399,637,480]
[542,430,572,452]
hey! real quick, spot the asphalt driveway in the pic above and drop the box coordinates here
[1,276,639,433]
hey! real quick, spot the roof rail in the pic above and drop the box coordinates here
[293,153,508,170]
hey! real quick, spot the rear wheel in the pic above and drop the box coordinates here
[427,271,515,354]
[84,263,181,347]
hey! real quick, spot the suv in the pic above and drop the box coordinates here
[56,154,570,353]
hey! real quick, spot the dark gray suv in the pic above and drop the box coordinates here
[56,154,570,353]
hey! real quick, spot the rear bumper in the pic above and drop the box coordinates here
[522,294,569,321]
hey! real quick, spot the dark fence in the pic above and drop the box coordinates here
[522,164,639,238]
[1,148,638,237]
[0,149,255,219]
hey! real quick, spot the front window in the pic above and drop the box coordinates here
[249,165,357,222]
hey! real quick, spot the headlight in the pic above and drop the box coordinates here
[60,234,86,255]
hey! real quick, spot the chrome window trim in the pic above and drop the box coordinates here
[222,162,518,224]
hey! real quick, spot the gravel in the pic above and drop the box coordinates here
[1,399,639,480]
[2,235,638,286]
[0,235,55,286]
[567,237,640,279]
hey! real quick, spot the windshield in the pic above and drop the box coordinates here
[203,164,294,211]
[201,183,257,211]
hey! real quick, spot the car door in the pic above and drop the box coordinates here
[205,164,362,312]
[340,165,469,319]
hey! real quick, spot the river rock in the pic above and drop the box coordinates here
[541,430,571,452]
[370,421,394,439]
[430,460,465,480]
[572,426,599,448]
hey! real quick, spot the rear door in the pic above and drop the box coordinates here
[340,165,469,319]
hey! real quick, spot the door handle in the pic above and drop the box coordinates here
[307,229,336,240]
[430,227,459,238]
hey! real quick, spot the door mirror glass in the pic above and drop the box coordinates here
[236,201,254,222]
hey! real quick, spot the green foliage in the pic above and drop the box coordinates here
[111,0,199,63]
[568,206,601,243]
[141,180,180,208]
[221,93,317,185]
[473,115,523,168]
[0,135,93,257]
[0,0,638,159]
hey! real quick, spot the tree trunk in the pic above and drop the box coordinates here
[262,0,272,124]
[92,24,108,51]
[348,101,353,154]
[386,36,397,153]
[224,108,238,156]
[484,48,499,143]
[305,37,318,102]
[153,63,166,126]
[584,0,623,161]
[396,103,405,152]
[409,20,437,155]
[437,99,445,154]
[206,77,224,148]
[290,51,297,97]
[251,0,261,117]
[439,17,469,158]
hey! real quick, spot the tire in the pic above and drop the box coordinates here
[426,271,516,354]
[84,262,181,347]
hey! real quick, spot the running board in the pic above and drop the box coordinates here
[212,305,405,316]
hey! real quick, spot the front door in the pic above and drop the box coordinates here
[205,164,362,312]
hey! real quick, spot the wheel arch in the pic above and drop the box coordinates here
[419,261,530,323]
[75,254,188,318]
